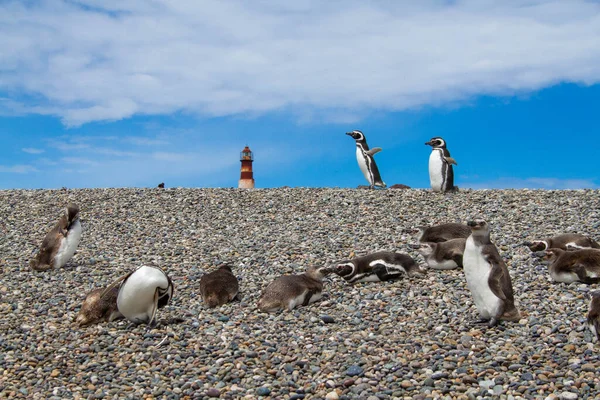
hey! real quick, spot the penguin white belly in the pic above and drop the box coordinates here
[428,151,444,192]
[351,274,383,283]
[356,147,372,185]
[53,220,82,268]
[590,323,598,342]
[549,270,579,283]
[463,238,501,319]
[117,267,169,322]
[287,290,322,310]
[427,258,458,270]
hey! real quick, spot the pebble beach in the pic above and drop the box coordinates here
[1,187,599,400]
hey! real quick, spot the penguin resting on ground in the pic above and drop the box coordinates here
[199,264,240,308]
[101,265,174,325]
[257,265,330,312]
[425,137,457,192]
[346,130,386,189]
[462,218,520,327]
[416,223,471,243]
[328,251,424,284]
[587,291,600,342]
[30,203,82,271]
[413,238,466,270]
[75,286,123,326]
[526,233,600,252]
[543,248,600,284]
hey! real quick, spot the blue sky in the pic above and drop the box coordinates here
[1,1,599,190]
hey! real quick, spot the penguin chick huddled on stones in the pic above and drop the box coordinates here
[413,238,466,270]
[328,251,424,284]
[75,286,123,326]
[346,130,386,189]
[425,137,457,193]
[102,265,174,325]
[417,223,471,243]
[587,291,600,342]
[199,264,239,308]
[257,265,330,312]
[30,203,82,271]
[526,233,600,252]
[463,218,520,327]
[543,248,600,284]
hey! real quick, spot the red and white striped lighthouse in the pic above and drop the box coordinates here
[238,146,255,189]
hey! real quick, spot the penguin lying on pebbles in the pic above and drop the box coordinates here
[526,233,600,252]
[327,251,424,284]
[102,265,174,325]
[346,130,386,189]
[417,223,471,243]
[544,248,600,284]
[257,265,330,312]
[587,291,600,342]
[75,286,123,326]
[30,204,82,271]
[463,218,520,327]
[413,238,466,270]
[199,264,239,308]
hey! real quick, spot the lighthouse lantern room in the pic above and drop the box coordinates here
[238,146,255,189]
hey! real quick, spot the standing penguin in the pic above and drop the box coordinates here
[587,291,600,342]
[102,265,174,325]
[30,203,82,271]
[199,264,240,308]
[425,137,457,192]
[463,218,520,326]
[257,265,330,312]
[328,251,424,284]
[346,130,386,189]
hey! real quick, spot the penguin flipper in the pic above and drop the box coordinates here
[451,252,464,268]
[99,271,134,300]
[366,147,382,156]
[487,262,507,301]
[148,289,159,326]
[574,264,600,284]
[444,157,457,165]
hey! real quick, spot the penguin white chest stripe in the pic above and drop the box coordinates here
[355,146,373,185]
[428,149,445,192]
[368,260,407,274]
[463,237,501,319]
[54,220,82,268]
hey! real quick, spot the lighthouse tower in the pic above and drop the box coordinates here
[238,146,255,189]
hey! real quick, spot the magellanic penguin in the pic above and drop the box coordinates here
[30,204,82,271]
[199,264,239,308]
[425,137,457,193]
[346,130,386,189]
[526,233,600,252]
[587,291,600,342]
[257,265,330,312]
[413,238,466,270]
[417,223,471,243]
[75,286,123,326]
[543,248,600,284]
[102,265,174,325]
[463,218,520,326]
[327,251,424,284]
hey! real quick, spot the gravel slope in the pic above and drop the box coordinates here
[0,188,599,400]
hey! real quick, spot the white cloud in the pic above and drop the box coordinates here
[22,147,45,154]
[463,177,598,190]
[0,0,599,125]
[0,164,38,173]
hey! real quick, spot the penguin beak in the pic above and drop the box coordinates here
[408,243,421,249]
[467,220,477,227]
[425,140,433,146]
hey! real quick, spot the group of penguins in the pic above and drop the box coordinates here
[29,202,600,343]
[346,130,457,192]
